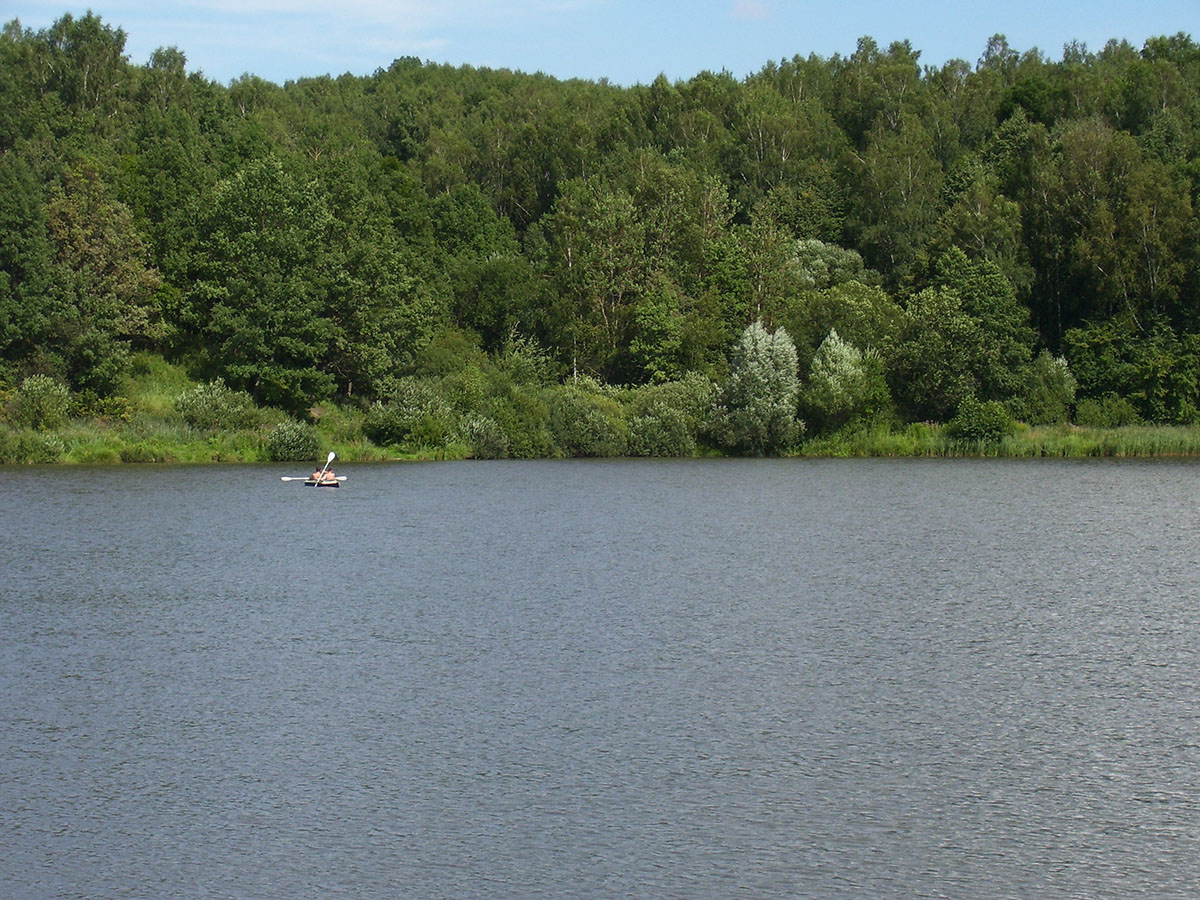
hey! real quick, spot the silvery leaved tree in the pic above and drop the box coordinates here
[716,320,801,455]
[801,329,890,433]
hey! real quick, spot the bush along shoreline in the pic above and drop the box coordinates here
[5,350,1200,465]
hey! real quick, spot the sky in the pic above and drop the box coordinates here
[4,0,1199,87]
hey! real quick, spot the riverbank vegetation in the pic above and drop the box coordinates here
[3,14,1200,460]
[5,350,1200,463]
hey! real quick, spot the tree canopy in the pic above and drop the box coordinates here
[3,13,1200,447]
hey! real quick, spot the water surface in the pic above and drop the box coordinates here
[2,459,1199,898]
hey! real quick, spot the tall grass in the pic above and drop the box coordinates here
[798,422,1200,458]
[1005,424,1200,457]
[122,352,194,418]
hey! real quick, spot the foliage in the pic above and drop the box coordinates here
[0,427,66,463]
[800,329,892,433]
[4,14,1200,454]
[70,390,132,422]
[181,155,337,411]
[792,240,877,292]
[482,383,555,458]
[886,287,983,421]
[546,385,628,457]
[1075,394,1143,428]
[1008,350,1077,425]
[174,379,260,431]
[946,394,1016,444]
[715,320,802,455]
[363,377,457,449]
[7,374,71,430]
[627,401,696,457]
[265,420,320,461]
[1064,319,1200,423]
[458,412,509,459]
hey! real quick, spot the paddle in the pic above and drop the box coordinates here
[317,450,336,483]
[281,475,346,482]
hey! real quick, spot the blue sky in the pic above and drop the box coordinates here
[5,0,1198,86]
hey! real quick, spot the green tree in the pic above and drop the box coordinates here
[928,247,1035,401]
[183,155,336,410]
[886,287,987,421]
[544,177,648,379]
[46,163,163,340]
[848,112,943,284]
[782,280,902,373]
[628,275,687,383]
[39,12,130,120]
[7,373,70,430]
[1064,318,1200,424]
[0,150,71,381]
[930,165,1031,297]
[1009,350,1077,424]
[546,384,628,457]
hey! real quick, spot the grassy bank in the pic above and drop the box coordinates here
[0,355,446,466]
[796,422,1200,458]
[6,354,1200,464]
[10,412,1200,466]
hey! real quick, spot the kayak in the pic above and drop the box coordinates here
[305,479,341,488]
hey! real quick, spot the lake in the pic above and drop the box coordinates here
[2,458,1199,899]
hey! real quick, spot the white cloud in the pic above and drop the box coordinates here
[731,0,770,20]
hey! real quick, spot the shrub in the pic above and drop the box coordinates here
[1075,394,1143,428]
[0,427,65,463]
[947,395,1014,444]
[363,378,457,448]
[1010,350,1077,424]
[311,403,365,444]
[483,387,554,459]
[715,321,802,455]
[265,420,320,461]
[68,390,133,422]
[459,413,509,459]
[546,387,628,457]
[628,373,718,429]
[496,334,558,387]
[627,402,695,457]
[175,379,259,431]
[8,375,71,431]
[800,329,892,434]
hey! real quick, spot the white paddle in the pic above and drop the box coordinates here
[316,450,336,483]
[281,475,346,481]
[281,451,338,482]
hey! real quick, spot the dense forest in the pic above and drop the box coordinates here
[2,12,1200,459]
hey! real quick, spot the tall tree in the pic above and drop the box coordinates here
[0,150,71,381]
[183,155,336,409]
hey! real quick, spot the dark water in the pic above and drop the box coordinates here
[2,458,1199,899]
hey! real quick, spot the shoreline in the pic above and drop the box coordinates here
[6,421,1200,464]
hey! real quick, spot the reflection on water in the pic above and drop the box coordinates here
[3,459,1200,899]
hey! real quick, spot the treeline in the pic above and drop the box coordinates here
[2,12,1200,457]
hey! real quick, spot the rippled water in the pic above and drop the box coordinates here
[3,458,1200,899]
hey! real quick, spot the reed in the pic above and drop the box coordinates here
[797,422,1200,459]
[1004,424,1200,457]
